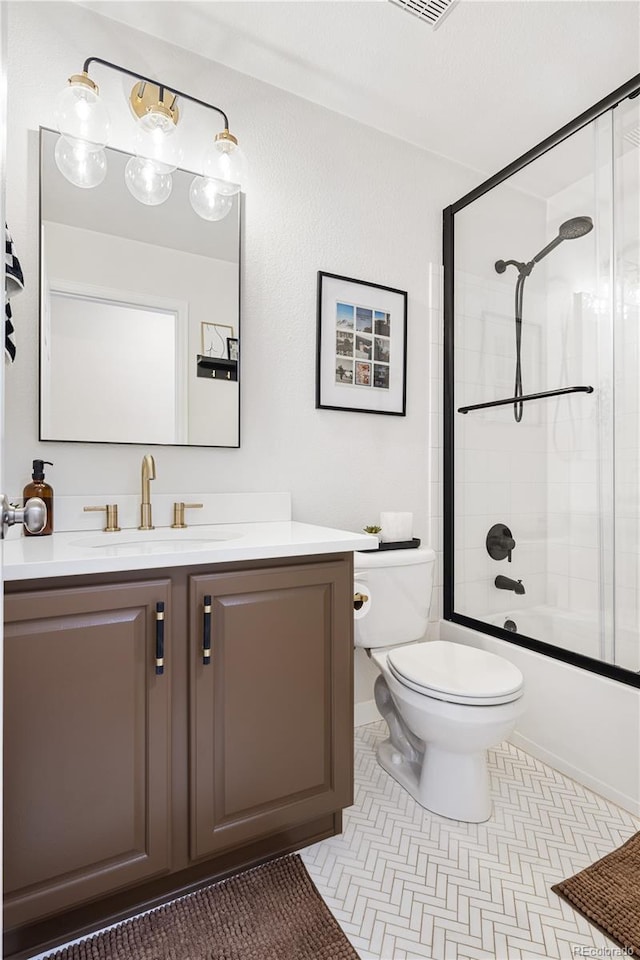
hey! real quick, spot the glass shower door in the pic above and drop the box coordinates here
[613,92,640,672]
[445,73,640,686]
[452,114,611,660]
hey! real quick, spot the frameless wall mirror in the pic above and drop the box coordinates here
[39,127,241,447]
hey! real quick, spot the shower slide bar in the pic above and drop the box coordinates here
[458,384,594,415]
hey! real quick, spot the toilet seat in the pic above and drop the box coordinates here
[386,640,523,706]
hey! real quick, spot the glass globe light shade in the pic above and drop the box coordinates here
[133,108,183,173]
[189,177,234,221]
[124,155,173,206]
[54,78,110,150]
[54,136,107,189]
[201,134,247,197]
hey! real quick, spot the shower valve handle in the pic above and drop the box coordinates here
[486,523,516,563]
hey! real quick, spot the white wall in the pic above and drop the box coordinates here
[5,1,479,707]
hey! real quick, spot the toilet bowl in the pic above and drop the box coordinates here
[355,548,524,822]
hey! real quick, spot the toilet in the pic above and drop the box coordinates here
[354,547,524,822]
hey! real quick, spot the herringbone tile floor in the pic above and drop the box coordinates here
[300,721,640,960]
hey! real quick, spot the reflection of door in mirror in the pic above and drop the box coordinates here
[39,128,241,448]
[43,285,187,444]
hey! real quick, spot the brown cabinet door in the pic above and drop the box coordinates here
[189,558,353,861]
[4,580,172,928]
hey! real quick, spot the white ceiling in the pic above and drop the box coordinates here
[84,0,640,186]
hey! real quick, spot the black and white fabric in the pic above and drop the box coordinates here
[5,224,24,362]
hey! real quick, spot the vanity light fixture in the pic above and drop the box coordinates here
[54,71,110,188]
[125,80,183,206]
[54,57,246,220]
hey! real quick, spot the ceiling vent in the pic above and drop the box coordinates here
[388,0,458,29]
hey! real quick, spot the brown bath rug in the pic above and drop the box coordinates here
[552,830,640,956]
[44,854,359,960]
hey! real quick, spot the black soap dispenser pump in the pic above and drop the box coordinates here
[23,460,54,536]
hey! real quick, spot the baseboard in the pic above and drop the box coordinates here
[510,731,640,818]
[354,700,380,727]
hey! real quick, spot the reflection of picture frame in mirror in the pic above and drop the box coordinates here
[201,322,234,358]
[227,337,239,361]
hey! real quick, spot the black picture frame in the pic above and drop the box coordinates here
[316,271,407,415]
[227,337,239,361]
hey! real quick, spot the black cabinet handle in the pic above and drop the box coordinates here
[155,602,165,675]
[203,595,212,665]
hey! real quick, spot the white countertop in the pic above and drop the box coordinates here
[3,521,377,581]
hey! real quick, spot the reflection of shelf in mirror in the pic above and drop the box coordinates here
[196,355,238,381]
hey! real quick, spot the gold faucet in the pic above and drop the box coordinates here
[139,454,156,530]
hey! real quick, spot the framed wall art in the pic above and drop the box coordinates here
[316,272,407,415]
[201,321,234,359]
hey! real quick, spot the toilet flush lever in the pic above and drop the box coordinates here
[354,592,369,611]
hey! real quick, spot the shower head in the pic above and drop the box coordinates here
[532,215,594,263]
[494,215,594,276]
[558,216,594,240]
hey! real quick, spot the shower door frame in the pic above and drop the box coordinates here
[443,71,640,689]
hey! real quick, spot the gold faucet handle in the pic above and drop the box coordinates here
[84,504,121,532]
[171,502,203,529]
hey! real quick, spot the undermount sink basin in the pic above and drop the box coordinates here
[71,527,239,552]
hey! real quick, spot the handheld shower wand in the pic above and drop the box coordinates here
[494,216,593,422]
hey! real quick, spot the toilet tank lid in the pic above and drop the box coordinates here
[355,546,435,569]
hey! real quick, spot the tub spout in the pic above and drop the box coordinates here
[495,575,525,595]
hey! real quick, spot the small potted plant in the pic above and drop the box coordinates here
[363,524,382,547]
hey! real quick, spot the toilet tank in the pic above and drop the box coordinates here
[354,547,436,649]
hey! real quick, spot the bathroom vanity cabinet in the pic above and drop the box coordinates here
[3,553,354,958]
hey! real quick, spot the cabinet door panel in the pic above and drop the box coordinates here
[219,584,330,813]
[189,559,353,861]
[4,580,171,928]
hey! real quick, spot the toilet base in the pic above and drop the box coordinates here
[377,738,493,823]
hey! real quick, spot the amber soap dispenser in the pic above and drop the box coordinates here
[23,460,54,536]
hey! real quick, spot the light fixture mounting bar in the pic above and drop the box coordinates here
[130,82,180,125]
[82,56,230,130]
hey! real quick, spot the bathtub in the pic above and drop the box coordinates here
[484,606,639,673]
[485,606,601,662]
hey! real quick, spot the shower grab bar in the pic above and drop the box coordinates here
[458,385,594,415]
